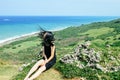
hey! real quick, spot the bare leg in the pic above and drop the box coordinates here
[29,65,46,80]
[24,59,44,80]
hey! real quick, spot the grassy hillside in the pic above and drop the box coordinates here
[54,19,120,80]
[0,18,120,80]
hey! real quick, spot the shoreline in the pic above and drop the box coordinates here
[0,16,119,47]
[0,32,39,47]
[0,28,64,47]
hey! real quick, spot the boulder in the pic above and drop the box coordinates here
[60,41,120,72]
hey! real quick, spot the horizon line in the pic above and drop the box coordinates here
[0,15,120,17]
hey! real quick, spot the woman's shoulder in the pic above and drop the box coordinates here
[51,43,55,48]
[50,42,55,46]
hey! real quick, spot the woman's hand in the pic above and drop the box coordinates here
[44,60,48,64]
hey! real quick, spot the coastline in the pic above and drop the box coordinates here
[0,28,64,47]
[0,16,119,47]
[0,32,39,47]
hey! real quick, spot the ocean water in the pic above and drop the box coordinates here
[0,16,119,43]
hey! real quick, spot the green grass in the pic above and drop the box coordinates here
[81,27,114,38]
[0,65,18,80]
[3,41,39,53]
[3,37,40,53]
[0,18,120,80]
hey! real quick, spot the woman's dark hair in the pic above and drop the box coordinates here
[38,28,55,46]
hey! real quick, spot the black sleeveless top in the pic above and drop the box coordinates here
[43,43,56,70]
[44,44,56,61]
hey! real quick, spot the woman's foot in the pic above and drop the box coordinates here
[24,77,28,80]
[27,78,32,80]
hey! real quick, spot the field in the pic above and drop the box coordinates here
[0,18,120,80]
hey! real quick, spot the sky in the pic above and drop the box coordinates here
[0,0,120,16]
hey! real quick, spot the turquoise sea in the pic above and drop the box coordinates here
[0,16,119,43]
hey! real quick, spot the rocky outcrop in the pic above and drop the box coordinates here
[60,41,120,72]
[18,60,37,71]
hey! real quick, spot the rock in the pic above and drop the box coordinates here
[27,63,31,66]
[111,66,120,72]
[32,60,37,63]
[86,63,95,68]
[106,44,110,48]
[81,44,87,49]
[85,41,91,47]
[18,67,23,72]
[74,45,80,54]
[110,67,116,71]
[76,62,85,68]
[95,64,105,71]
[95,52,101,62]
[61,42,100,65]
[18,63,31,71]
[110,56,116,60]
[60,42,119,72]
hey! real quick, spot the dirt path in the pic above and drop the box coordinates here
[36,68,84,80]
[0,65,18,80]
[36,68,63,80]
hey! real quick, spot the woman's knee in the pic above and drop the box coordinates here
[36,59,44,65]
[40,65,46,71]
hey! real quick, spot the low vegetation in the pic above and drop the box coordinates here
[0,18,120,80]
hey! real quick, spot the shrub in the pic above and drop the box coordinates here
[107,70,120,80]
[85,37,94,41]
[112,41,120,47]
[55,62,100,80]
[18,45,21,47]
[55,61,120,80]
[12,46,16,49]
[55,62,80,78]
[68,43,77,46]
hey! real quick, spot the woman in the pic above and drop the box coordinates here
[24,30,56,80]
